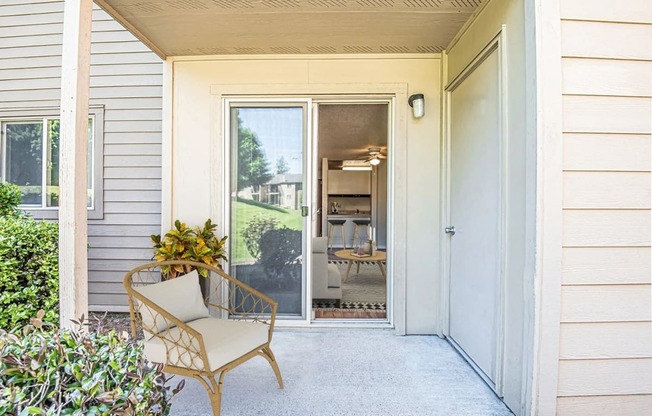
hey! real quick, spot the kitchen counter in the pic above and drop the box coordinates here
[326,214,372,248]
[327,212,371,217]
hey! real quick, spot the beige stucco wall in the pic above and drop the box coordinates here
[169,56,442,334]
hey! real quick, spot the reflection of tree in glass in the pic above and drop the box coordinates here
[275,156,289,175]
[47,120,60,207]
[6,123,42,184]
[6,123,43,204]
[238,119,272,191]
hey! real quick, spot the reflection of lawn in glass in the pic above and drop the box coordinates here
[232,199,302,264]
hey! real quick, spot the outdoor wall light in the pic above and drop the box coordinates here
[408,93,425,118]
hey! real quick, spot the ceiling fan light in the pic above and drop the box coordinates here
[369,157,381,166]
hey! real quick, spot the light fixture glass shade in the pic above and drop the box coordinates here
[369,157,381,165]
[408,93,425,118]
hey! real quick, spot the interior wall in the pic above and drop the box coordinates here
[171,56,441,334]
[446,0,532,414]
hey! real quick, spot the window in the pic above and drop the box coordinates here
[0,107,104,219]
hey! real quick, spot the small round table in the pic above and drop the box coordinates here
[334,249,386,282]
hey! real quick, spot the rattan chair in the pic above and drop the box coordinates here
[124,260,283,416]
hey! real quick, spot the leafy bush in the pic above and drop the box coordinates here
[242,215,279,260]
[0,216,59,330]
[259,227,302,283]
[151,219,228,279]
[0,314,183,415]
[0,183,21,217]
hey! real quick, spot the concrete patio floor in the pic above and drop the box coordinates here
[170,328,513,416]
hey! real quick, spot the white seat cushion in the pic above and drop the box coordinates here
[142,317,269,372]
[135,269,209,334]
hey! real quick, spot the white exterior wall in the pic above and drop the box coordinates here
[445,0,534,413]
[0,1,163,311]
[170,56,441,334]
[556,0,652,414]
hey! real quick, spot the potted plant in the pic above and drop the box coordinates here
[151,219,228,280]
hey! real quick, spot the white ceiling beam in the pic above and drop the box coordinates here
[59,0,93,329]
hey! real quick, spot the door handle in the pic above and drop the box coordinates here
[445,226,456,235]
[301,206,309,217]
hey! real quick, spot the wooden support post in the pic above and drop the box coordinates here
[59,0,93,328]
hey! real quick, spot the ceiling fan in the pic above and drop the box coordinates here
[364,147,387,166]
[340,147,387,170]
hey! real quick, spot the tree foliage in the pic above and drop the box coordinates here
[237,122,272,190]
[275,156,289,175]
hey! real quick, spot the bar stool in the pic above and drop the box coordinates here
[352,219,371,248]
[327,219,347,250]
[352,219,371,273]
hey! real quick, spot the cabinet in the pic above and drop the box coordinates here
[327,170,371,195]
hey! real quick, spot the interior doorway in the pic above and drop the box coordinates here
[312,102,390,321]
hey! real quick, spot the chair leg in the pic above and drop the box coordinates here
[208,376,223,416]
[260,346,284,389]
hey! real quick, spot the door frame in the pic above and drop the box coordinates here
[223,98,314,322]
[440,27,509,395]
[210,83,407,332]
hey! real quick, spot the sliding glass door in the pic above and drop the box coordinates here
[228,101,310,318]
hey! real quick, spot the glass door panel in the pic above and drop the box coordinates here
[229,104,307,317]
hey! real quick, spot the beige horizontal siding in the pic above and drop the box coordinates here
[557,358,652,396]
[559,322,652,359]
[560,0,652,24]
[563,172,650,209]
[561,20,652,60]
[563,210,651,247]
[562,247,651,285]
[0,1,162,312]
[562,58,652,97]
[562,96,651,134]
[561,284,651,323]
[559,3,652,412]
[557,395,652,416]
[563,134,651,171]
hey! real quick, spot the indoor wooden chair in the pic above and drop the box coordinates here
[124,260,284,416]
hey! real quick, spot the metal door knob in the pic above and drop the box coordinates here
[445,226,456,235]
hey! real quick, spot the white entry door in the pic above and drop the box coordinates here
[447,45,503,388]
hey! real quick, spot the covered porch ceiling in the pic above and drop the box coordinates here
[95,0,485,59]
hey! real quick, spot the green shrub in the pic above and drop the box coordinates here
[259,227,302,282]
[0,183,21,217]
[0,216,59,330]
[151,219,228,279]
[0,314,183,415]
[242,215,279,261]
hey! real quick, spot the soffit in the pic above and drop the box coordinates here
[96,0,485,57]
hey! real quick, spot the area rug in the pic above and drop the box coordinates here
[312,261,386,312]
[313,308,387,319]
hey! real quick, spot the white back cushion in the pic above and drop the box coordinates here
[135,269,210,334]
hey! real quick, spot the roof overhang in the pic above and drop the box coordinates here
[94,0,486,59]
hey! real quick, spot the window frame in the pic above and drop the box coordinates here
[0,106,104,220]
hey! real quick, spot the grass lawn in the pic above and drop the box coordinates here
[231,199,302,264]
